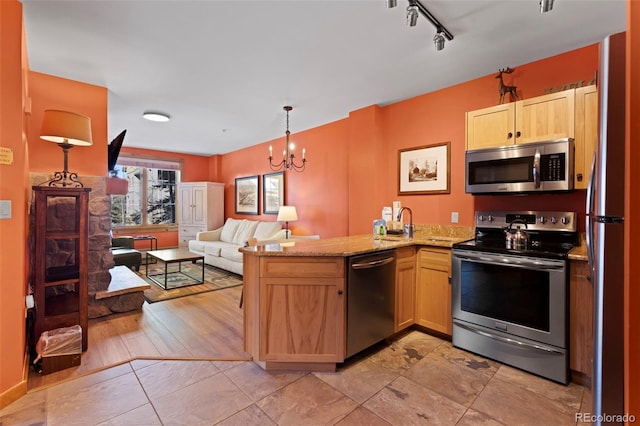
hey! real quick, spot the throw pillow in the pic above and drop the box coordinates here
[253,221,282,240]
[220,218,242,243]
[233,220,259,245]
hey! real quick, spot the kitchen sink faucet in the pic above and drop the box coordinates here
[397,207,414,238]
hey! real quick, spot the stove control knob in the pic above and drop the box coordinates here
[487,215,494,222]
[539,216,547,224]
[550,216,558,224]
[561,216,570,225]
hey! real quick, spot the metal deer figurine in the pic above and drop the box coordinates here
[496,67,519,104]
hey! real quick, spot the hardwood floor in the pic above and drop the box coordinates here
[28,286,248,390]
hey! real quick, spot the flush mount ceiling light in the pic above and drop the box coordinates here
[389,0,454,50]
[142,111,170,122]
[540,0,554,13]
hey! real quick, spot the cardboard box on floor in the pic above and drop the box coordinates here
[35,325,82,374]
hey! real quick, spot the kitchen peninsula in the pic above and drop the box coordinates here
[240,228,473,372]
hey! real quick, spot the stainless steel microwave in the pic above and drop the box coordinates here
[465,138,574,194]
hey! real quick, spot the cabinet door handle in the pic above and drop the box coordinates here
[337,290,343,295]
[507,132,513,139]
[516,131,521,138]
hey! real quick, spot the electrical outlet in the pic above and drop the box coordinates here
[0,200,11,219]
[451,212,459,223]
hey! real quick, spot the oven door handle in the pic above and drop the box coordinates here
[454,321,564,355]
[453,252,564,271]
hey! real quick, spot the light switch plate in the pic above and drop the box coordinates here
[0,200,11,219]
[451,211,459,223]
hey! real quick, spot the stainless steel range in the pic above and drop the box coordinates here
[451,210,578,384]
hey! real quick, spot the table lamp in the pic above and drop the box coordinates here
[277,205,298,239]
[40,110,93,187]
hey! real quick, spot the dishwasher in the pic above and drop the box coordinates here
[346,250,396,358]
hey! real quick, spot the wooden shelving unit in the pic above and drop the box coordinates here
[32,186,90,351]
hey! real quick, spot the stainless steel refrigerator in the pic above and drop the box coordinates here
[586,32,626,424]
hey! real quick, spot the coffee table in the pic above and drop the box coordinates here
[145,248,204,290]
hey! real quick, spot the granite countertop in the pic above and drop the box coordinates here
[240,225,475,257]
[568,244,587,261]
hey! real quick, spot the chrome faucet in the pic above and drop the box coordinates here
[397,207,414,238]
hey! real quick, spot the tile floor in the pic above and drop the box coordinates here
[0,331,591,425]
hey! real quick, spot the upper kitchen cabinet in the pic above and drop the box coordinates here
[466,88,576,150]
[574,85,598,189]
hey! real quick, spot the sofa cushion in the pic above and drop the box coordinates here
[233,220,259,245]
[188,240,206,253]
[220,218,243,243]
[253,221,282,240]
[220,247,244,263]
[203,245,222,257]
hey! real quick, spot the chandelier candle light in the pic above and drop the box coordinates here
[269,106,306,172]
[39,109,93,187]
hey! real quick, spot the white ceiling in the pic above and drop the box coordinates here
[21,0,626,156]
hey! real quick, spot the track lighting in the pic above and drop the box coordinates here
[406,1,418,27]
[540,0,554,13]
[433,30,446,51]
[385,0,397,8]
[390,0,454,50]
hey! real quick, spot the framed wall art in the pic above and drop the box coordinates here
[235,175,259,215]
[398,141,451,195]
[263,172,284,214]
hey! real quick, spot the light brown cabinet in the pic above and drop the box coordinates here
[570,259,593,384]
[395,246,416,332]
[32,187,90,351]
[415,247,452,335]
[244,256,345,368]
[574,85,598,189]
[177,182,224,246]
[466,88,576,150]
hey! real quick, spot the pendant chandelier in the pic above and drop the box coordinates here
[268,106,306,172]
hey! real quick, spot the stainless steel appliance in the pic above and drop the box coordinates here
[346,250,396,358]
[465,138,574,194]
[452,211,578,384]
[587,32,626,423]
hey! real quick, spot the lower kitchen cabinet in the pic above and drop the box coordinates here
[416,247,452,335]
[395,247,416,332]
[570,259,593,383]
[247,256,346,366]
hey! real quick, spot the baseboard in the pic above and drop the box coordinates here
[0,348,29,410]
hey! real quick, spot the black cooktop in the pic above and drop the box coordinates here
[452,210,579,260]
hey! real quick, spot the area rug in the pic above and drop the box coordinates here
[140,262,243,303]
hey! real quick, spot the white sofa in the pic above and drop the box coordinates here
[188,218,286,276]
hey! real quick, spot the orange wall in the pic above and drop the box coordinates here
[219,118,350,237]
[626,0,639,417]
[28,72,107,178]
[215,44,597,238]
[0,0,29,404]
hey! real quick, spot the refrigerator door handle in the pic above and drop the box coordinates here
[585,153,596,279]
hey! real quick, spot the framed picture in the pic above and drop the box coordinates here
[235,175,259,214]
[263,172,285,214]
[398,141,451,195]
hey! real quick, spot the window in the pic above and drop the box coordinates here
[110,157,181,228]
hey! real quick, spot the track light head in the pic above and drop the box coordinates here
[385,0,397,8]
[540,0,554,13]
[433,31,446,51]
[406,3,418,27]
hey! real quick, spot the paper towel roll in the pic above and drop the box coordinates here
[392,201,401,220]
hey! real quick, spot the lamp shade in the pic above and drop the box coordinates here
[40,110,93,146]
[277,206,298,222]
